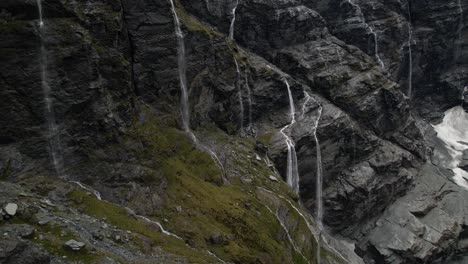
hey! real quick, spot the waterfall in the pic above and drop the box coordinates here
[455,0,465,66]
[262,202,309,263]
[350,122,357,163]
[280,79,300,194]
[407,1,413,98]
[71,181,102,200]
[258,187,349,263]
[234,58,244,133]
[168,0,191,134]
[36,0,44,27]
[168,0,225,177]
[229,0,239,40]
[135,214,184,240]
[312,105,323,230]
[345,0,385,69]
[207,251,226,264]
[244,71,253,132]
[37,0,65,178]
[302,92,324,264]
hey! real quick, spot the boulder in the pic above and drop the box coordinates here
[4,203,18,216]
[64,239,85,251]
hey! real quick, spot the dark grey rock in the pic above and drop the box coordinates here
[0,238,50,263]
[209,232,223,245]
[63,239,85,251]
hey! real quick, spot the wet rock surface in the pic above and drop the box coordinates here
[0,0,467,263]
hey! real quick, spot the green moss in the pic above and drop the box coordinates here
[5,215,107,263]
[258,130,276,145]
[129,114,222,184]
[174,0,222,39]
[159,172,293,263]
[68,189,214,263]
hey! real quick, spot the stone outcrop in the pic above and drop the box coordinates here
[1,0,467,263]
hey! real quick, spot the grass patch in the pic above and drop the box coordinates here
[68,189,214,263]
[175,0,222,39]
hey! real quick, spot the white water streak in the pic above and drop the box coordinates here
[302,92,324,264]
[456,0,465,64]
[71,181,102,200]
[407,1,413,98]
[258,187,349,263]
[207,250,226,263]
[36,0,44,27]
[229,0,239,40]
[37,0,65,178]
[244,71,253,130]
[234,58,244,132]
[168,0,225,176]
[346,0,385,69]
[168,0,190,133]
[136,214,183,240]
[263,202,310,263]
[280,79,300,194]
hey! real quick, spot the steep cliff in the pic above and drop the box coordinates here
[0,0,467,263]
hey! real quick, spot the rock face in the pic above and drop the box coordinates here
[1,0,468,263]
[0,0,133,177]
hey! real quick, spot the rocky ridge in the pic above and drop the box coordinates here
[0,0,467,263]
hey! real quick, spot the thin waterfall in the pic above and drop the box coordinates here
[258,187,348,263]
[279,79,300,194]
[263,202,309,263]
[299,93,324,229]
[37,0,65,178]
[168,0,225,176]
[345,0,385,69]
[229,0,239,40]
[313,106,323,231]
[207,251,226,264]
[303,93,324,264]
[168,0,190,134]
[350,122,357,163]
[36,0,44,27]
[204,0,211,13]
[244,71,253,132]
[135,214,184,240]
[71,181,102,200]
[456,0,464,57]
[407,1,413,98]
[234,58,244,133]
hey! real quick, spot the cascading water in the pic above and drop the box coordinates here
[406,1,413,98]
[234,58,245,133]
[72,181,102,200]
[229,0,239,40]
[312,104,323,231]
[456,0,464,59]
[37,0,65,178]
[279,79,300,194]
[345,0,385,69]
[168,0,191,135]
[244,71,253,132]
[302,92,324,264]
[36,0,44,27]
[258,187,348,263]
[168,0,225,176]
